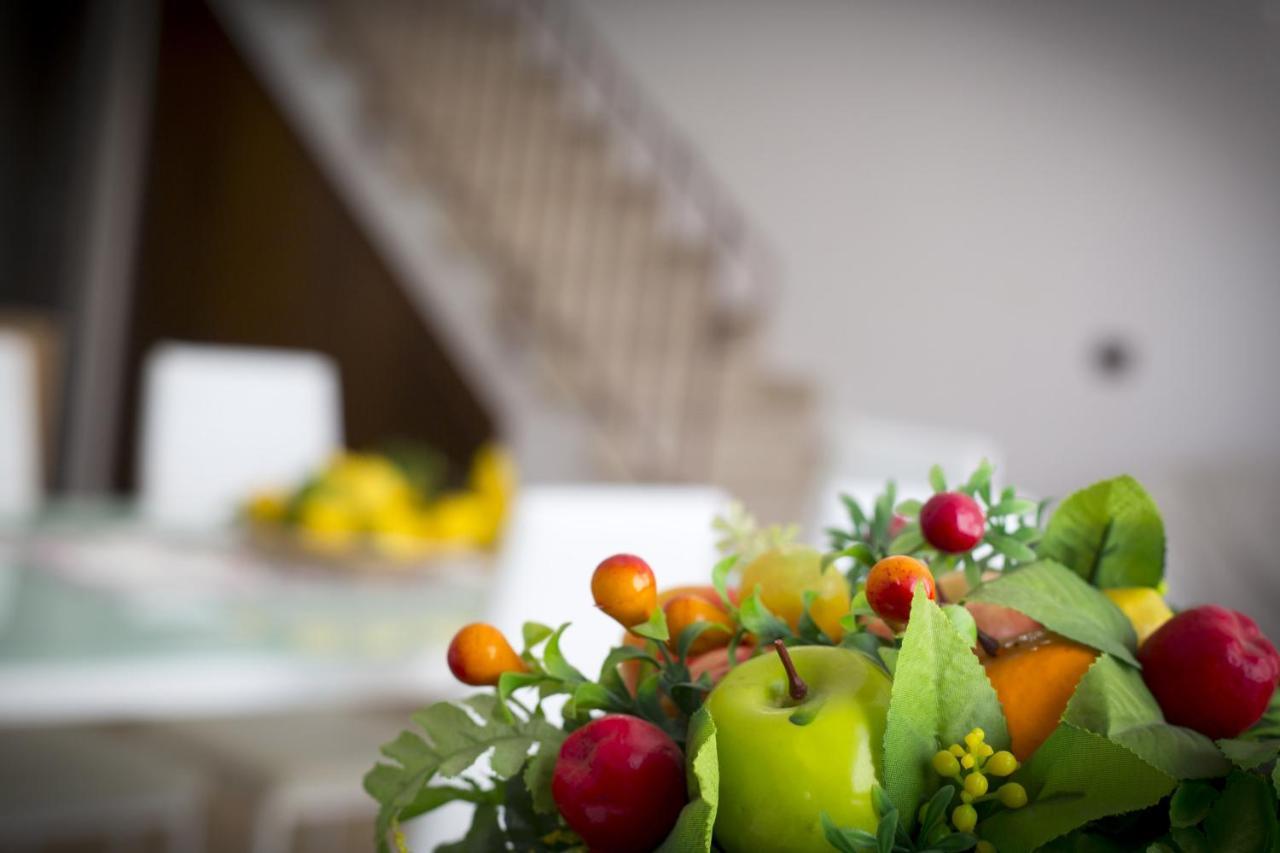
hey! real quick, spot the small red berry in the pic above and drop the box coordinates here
[551,715,687,853]
[866,555,936,624]
[920,492,985,553]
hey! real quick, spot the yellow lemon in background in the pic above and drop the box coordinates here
[1104,587,1174,646]
[322,452,414,517]
[739,546,851,641]
[297,495,359,551]
[245,491,287,524]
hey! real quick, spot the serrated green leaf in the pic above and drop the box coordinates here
[1203,771,1279,851]
[1170,780,1220,828]
[522,735,564,816]
[656,705,719,852]
[1064,655,1229,779]
[365,695,564,850]
[966,560,1140,667]
[883,587,1008,824]
[979,722,1176,851]
[1039,475,1166,588]
[630,606,671,644]
[1216,738,1280,771]
[929,465,947,493]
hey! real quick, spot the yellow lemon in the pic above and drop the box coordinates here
[297,496,359,551]
[244,491,287,524]
[1104,587,1173,646]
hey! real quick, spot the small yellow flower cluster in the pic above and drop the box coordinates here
[931,728,1027,839]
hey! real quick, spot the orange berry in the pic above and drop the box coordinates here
[983,639,1097,759]
[866,555,936,624]
[664,594,734,657]
[592,554,658,629]
[447,623,527,686]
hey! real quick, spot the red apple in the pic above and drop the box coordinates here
[1139,605,1280,739]
[551,715,687,852]
[920,492,985,553]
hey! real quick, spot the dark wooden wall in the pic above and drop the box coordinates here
[115,0,495,490]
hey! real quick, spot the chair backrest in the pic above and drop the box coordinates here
[138,342,343,530]
[0,332,41,520]
[485,484,730,677]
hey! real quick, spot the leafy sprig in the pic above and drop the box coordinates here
[822,786,979,853]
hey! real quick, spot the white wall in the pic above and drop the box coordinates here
[574,0,1280,500]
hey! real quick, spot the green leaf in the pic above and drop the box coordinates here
[542,623,588,683]
[835,542,878,569]
[820,813,877,852]
[988,497,1040,517]
[883,587,1009,823]
[919,784,956,841]
[522,735,564,816]
[521,621,553,651]
[888,527,925,555]
[1216,738,1280,771]
[630,607,670,644]
[895,499,923,516]
[656,706,719,852]
[1203,771,1279,852]
[1273,762,1279,801]
[1170,780,1220,828]
[1039,475,1166,588]
[979,723,1177,851]
[738,588,792,645]
[966,560,1140,667]
[1169,827,1211,853]
[878,646,899,676]
[985,531,1038,564]
[364,695,563,850]
[930,465,947,493]
[965,460,994,496]
[596,644,657,700]
[942,604,977,648]
[712,555,739,614]
[1064,655,1230,779]
[876,803,897,853]
[842,493,868,529]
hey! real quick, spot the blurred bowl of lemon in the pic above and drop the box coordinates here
[243,442,515,570]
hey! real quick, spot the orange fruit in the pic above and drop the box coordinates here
[591,554,658,629]
[447,623,527,686]
[983,639,1097,760]
[664,595,734,657]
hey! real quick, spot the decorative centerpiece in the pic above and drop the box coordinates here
[364,466,1280,851]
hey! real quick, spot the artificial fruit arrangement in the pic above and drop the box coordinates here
[365,465,1280,852]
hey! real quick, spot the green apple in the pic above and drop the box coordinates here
[705,644,891,852]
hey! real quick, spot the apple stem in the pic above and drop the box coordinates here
[772,640,808,702]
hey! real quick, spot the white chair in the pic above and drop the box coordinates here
[407,483,729,849]
[0,332,41,521]
[812,415,1002,536]
[137,342,344,530]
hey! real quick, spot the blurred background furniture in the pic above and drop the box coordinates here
[138,343,344,530]
[0,727,206,853]
[0,331,42,521]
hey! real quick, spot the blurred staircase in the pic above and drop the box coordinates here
[215,0,817,523]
